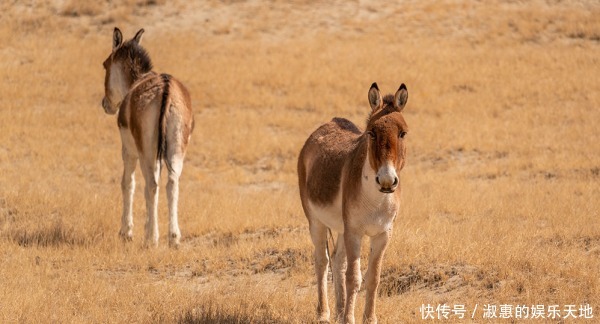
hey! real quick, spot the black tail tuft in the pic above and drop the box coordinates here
[158,74,172,171]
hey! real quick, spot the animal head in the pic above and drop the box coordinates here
[101,27,153,115]
[365,82,409,193]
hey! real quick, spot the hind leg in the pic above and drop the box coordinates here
[166,153,185,247]
[309,219,330,322]
[140,155,160,247]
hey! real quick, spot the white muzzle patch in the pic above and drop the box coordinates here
[376,163,398,193]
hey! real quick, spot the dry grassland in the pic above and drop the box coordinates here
[0,0,599,322]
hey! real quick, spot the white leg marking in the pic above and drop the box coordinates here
[310,220,330,322]
[140,157,160,247]
[119,150,137,241]
[166,154,184,247]
[363,231,390,324]
[333,232,347,323]
[344,231,363,324]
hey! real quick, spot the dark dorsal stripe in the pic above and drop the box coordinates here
[366,93,397,126]
[158,74,171,171]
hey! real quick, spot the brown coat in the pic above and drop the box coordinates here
[298,83,409,323]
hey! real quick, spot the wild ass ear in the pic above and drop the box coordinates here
[368,82,382,111]
[394,83,408,111]
[113,27,123,50]
[133,28,145,45]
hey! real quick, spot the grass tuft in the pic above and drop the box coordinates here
[178,301,285,324]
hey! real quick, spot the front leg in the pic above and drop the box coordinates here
[363,230,390,324]
[344,230,362,324]
[333,233,347,323]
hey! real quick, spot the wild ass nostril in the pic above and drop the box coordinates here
[393,177,398,187]
[376,176,380,185]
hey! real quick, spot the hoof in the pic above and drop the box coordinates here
[143,238,159,248]
[169,231,181,248]
[169,238,180,249]
[363,315,377,324]
[118,230,133,242]
[317,311,330,323]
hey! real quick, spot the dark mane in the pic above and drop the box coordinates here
[366,93,396,126]
[114,40,153,77]
[382,94,394,105]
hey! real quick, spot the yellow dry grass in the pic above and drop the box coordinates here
[0,0,598,322]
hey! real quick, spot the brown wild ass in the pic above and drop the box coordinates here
[298,83,409,323]
[101,28,194,247]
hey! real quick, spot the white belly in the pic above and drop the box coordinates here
[307,192,344,233]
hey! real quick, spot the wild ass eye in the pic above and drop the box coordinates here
[368,130,376,139]
[399,131,407,139]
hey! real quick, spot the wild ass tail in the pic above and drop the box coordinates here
[158,73,173,173]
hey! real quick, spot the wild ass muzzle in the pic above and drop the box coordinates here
[298,83,409,323]
[101,27,194,247]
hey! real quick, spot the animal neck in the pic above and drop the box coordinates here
[344,135,370,201]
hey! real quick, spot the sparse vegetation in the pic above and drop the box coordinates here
[0,0,598,322]
[178,300,286,324]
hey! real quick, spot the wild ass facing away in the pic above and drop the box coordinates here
[101,28,194,247]
[298,83,409,323]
